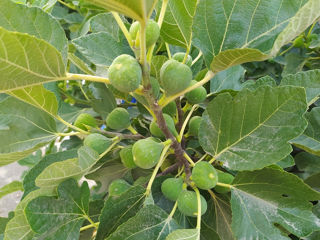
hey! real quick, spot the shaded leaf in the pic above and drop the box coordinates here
[199,86,307,170]
[106,205,180,240]
[295,152,320,180]
[291,107,320,156]
[95,185,145,239]
[25,179,89,239]
[35,146,99,190]
[242,76,277,91]
[276,155,295,169]
[231,168,320,239]
[23,150,78,198]
[0,27,66,92]
[73,32,132,66]
[281,70,320,105]
[210,65,245,93]
[90,13,119,40]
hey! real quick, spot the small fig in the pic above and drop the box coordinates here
[106,108,130,130]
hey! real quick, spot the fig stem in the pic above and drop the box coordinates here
[66,73,110,84]
[80,222,99,232]
[191,51,203,66]
[145,143,172,196]
[216,182,233,189]
[165,42,172,59]
[56,131,81,137]
[98,137,121,159]
[127,125,138,134]
[179,104,198,141]
[111,12,133,49]
[159,71,215,107]
[192,187,202,230]
[209,157,216,164]
[91,128,145,140]
[56,116,89,134]
[183,152,195,166]
[169,201,178,218]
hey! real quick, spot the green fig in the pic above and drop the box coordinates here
[74,113,97,131]
[177,190,207,217]
[187,116,202,137]
[160,59,192,96]
[172,52,193,67]
[162,101,177,117]
[120,145,136,169]
[192,161,218,190]
[129,19,160,48]
[108,54,142,93]
[149,114,178,138]
[185,80,207,104]
[161,177,183,201]
[84,133,112,154]
[106,108,130,130]
[214,170,234,193]
[132,138,164,169]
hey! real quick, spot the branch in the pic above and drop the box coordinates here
[156,162,181,177]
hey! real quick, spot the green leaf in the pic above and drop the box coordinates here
[281,52,306,77]
[0,181,23,200]
[23,150,78,198]
[106,205,180,240]
[0,27,66,92]
[95,185,145,240]
[166,229,200,240]
[88,82,117,119]
[160,0,197,48]
[295,152,320,180]
[29,0,57,11]
[4,188,55,240]
[231,168,320,239]
[193,0,320,72]
[90,13,120,40]
[8,85,59,117]
[0,0,68,63]
[84,0,157,22]
[276,155,295,169]
[210,65,245,93]
[25,179,89,239]
[291,107,320,156]
[35,146,99,190]
[73,32,132,66]
[281,70,320,106]
[0,97,57,166]
[242,76,277,91]
[199,86,307,170]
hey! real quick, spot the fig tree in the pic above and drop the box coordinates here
[120,145,136,169]
[161,177,183,201]
[192,161,218,190]
[74,113,97,131]
[214,170,234,193]
[177,190,207,217]
[185,80,207,104]
[132,138,164,169]
[129,19,160,48]
[172,52,193,67]
[149,114,178,138]
[160,59,192,96]
[108,179,131,197]
[108,54,142,93]
[84,133,112,154]
[106,108,130,130]
[187,116,202,137]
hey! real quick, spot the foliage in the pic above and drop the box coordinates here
[1,0,320,239]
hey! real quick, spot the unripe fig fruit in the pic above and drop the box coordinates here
[74,113,97,131]
[120,145,137,169]
[149,114,178,138]
[192,161,218,190]
[129,19,160,48]
[187,116,202,137]
[132,138,164,169]
[185,80,207,104]
[162,101,177,117]
[293,35,305,48]
[161,177,183,201]
[177,190,207,217]
[172,52,193,67]
[108,179,131,197]
[108,54,142,93]
[214,170,234,193]
[160,60,192,96]
[84,133,112,154]
[106,108,130,130]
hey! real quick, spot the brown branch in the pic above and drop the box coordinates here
[157,162,181,177]
[175,98,184,132]
[91,128,145,140]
